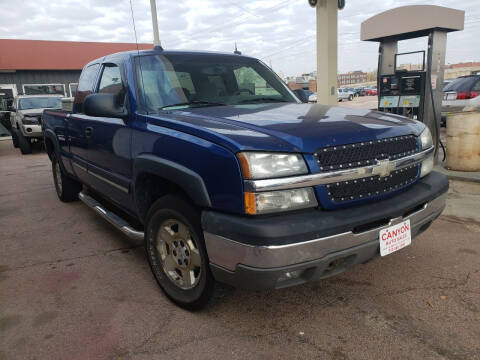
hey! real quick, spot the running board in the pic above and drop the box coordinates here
[78,192,144,241]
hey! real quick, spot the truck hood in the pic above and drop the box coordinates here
[151,103,425,153]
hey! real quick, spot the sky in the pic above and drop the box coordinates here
[0,0,479,76]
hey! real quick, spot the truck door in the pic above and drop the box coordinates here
[71,62,133,207]
[69,63,100,184]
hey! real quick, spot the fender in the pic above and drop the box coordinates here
[43,129,66,169]
[134,154,212,208]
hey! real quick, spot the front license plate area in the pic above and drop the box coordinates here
[379,219,411,256]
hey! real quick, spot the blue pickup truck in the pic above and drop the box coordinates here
[42,49,448,309]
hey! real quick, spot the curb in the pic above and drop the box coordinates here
[434,165,480,184]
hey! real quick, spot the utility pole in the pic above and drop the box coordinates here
[150,0,162,49]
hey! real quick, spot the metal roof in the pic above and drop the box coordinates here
[0,39,153,70]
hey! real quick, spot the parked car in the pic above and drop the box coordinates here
[442,75,480,126]
[10,95,62,154]
[345,88,360,97]
[337,88,354,101]
[308,93,317,103]
[354,87,366,96]
[292,88,313,103]
[43,49,447,309]
[442,75,480,112]
[365,87,377,96]
[0,98,11,131]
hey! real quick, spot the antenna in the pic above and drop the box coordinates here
[129,0,140,55]
[129,0,147,114]
[234,42,242,55]
[150,0,163,50]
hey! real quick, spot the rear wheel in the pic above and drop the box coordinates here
[145,195,214,310]
[52,153,82,202]
[18,130,32,154]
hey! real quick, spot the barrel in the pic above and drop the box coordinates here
[446,110,480,171]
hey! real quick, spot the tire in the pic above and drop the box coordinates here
[51,153,82,202]
[145,195,214,310]
[348,95,353,101]
[11,128,19,148]
[18,130,32,154]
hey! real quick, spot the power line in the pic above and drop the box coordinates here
[168,0,292,45]
[223,0,263,19]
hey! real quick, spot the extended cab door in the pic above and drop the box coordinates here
[69,62,133,207]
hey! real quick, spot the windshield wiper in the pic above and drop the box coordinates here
[160,100,226,110]
[239,98,288,104]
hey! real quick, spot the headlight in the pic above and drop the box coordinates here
[244,188,317,214]
[419,126,434,178]
[22,116,39,125]
[237,152,308,179]
[419,126,433,150]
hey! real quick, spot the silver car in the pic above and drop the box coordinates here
[337,88,355,102]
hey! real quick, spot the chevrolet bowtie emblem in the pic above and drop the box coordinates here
[373,159,396,178]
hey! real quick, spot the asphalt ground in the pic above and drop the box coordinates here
[1,140,479,360]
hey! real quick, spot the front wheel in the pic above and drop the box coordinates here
[52,153,82,202]
[145,195,214,310]
[11,128,19,148]
[348,95,354,101]
[18,130,32,154]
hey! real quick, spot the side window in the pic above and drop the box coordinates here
[75,64,100,113]
[472,79,480,92]
[98,64,124,98]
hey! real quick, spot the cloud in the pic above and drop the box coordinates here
[0,0,478,76]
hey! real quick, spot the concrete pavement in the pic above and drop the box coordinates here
[1,141,479,360]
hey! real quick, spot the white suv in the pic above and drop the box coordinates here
[10,95,62,154]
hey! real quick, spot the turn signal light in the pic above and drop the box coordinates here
[244,192,257,215]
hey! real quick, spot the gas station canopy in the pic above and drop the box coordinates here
[361,5,464,42]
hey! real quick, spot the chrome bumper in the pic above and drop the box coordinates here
[204,192,446,271]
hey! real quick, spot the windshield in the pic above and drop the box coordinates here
[443,76,479,92]
[18,97,62,110]
[135,54,297,112]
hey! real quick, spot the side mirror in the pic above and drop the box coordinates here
[84,93,128,118]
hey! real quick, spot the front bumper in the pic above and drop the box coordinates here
[21,124,42,137]
[202,171,448,290]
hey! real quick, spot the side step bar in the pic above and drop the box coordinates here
[79,192,144,241]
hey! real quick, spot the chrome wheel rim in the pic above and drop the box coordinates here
[54,161,62,194]
[156,219,202,289]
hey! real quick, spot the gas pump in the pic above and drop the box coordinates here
[361,5,464,154]
[378,51,426,120]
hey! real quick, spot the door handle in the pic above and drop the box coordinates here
[85,127,93,138]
